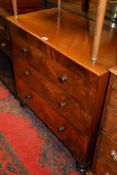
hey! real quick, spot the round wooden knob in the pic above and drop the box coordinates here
[59,101,66,108]
[1,42,7,48]
[22,48,29,53]
[24,70,31,76]
[58,126,65,132]
[58,75,68,83]
[25,94,33,100]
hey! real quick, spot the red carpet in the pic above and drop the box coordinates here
[0,81,79,175]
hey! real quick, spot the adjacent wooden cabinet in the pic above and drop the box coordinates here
[0,0,45,14]
[0,8,11,57]
[0,1,45,92]
[7,8,117,173]
[0,1,45,56]
[92,66,117,175]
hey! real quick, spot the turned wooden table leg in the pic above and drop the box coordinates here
[57,0,61,17]
[91,0,108,64]
[10,0,18,19]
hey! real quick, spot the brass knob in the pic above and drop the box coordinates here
[58,75,68,83]
[58,126,65,132]
[22,48,29,53]
[1,42,7,48]
[59,101,66,108]
[111,150,117,161]
[25,94,33,100]
[24,70,31,76]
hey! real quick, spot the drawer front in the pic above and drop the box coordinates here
[10,25,48,60]
[12,26,28,40]
[16,77,90,163]
[11,35,29,59]
[10,24,28,56]
[98,132,117,167]
[103,106,117,140]
[0,37,10,55]
[30,49,97,108]
[13,39,98,112]
[93,154,117,175]
[0,17,9,40]
[14,59,93,136]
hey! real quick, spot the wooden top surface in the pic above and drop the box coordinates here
[7,8,117,76]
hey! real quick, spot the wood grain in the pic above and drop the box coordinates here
[16,77,91,163]
[8,8,117,75]
[92,153,117,175]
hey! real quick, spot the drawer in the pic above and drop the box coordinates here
[14,58,92,136]
[10,33,29,59]
[31,50,97,108]
[0,37,10,55]
[13,41,98,112]
[103,106,117,140]
[10,24,28,40]
[109,86,117,109]
[93,154,117,175]
[0,17,9,40]
[10,25,48,60]
[16,77,90,163]
[98,132,117,167]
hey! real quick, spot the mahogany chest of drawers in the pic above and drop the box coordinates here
[92,66,117,175]
[7,8,117,173]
